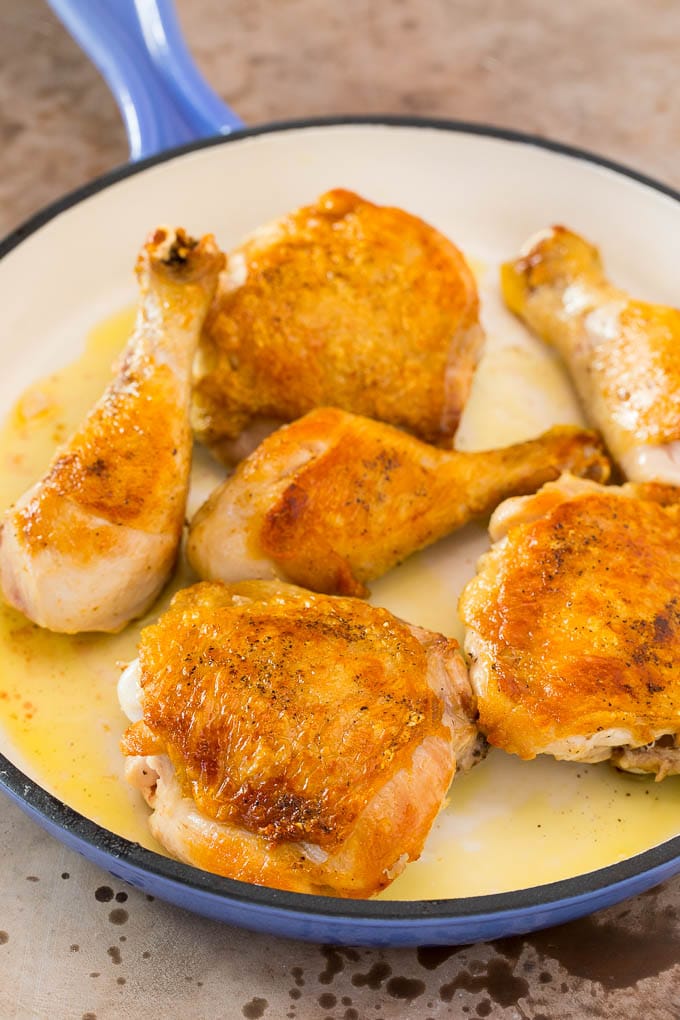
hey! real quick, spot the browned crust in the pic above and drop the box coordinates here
[121,580,454,850]
[192,188,482,453]
[460,488,680,757]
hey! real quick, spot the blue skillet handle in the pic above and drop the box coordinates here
[46,0,244,161]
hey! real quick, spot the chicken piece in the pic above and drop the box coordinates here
[119,580,483,897]
[501,225,680,484]
[0,228,224,633]
[187,406,610,597]
[459,473,680,779]
[192,188,483,462]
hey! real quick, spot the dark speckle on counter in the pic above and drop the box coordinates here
[242,997,268,1019]
[417,945,465,969]
[351,961,392,989]
[107,947,122,966]
[385,975,426,1002]
[318,945,360,984]
[439,958,529,1007]
[521,911,680,989]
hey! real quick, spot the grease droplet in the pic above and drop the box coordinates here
[107,946,122,966]
[242,997,268,1019]
[61,872,70,880]
[476,1000,492,1018]
[115,891,128,903]
[25,875,39,882]
[117,977,126,986]
[289,989,301,1000]
[70,944,79,953]
[291,966,305,987]
[318,993,336,1009]
[417,945,464,970]
[95,886,114,903]
[108,909,128,926]
[525,915,680,990]
[440,959,529,1008]
[319,947,344,984]
[385,976,425,1002]
[352,962,391,990]
[0,932,8,946]
[319,945,361,985]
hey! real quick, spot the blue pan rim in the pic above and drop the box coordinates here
[1,114,679,927]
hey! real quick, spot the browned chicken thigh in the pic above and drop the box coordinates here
[187,407,609,597]
[502,225,680,484]
[0,228,224,633]
[192,188,484,461]
[459,474,680,779]
[119,580,483,897]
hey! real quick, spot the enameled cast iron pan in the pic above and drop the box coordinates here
[1,0,679,945]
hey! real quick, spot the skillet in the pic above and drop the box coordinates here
[1,0,680,945]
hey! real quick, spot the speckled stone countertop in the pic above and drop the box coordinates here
[2,2,680,1018]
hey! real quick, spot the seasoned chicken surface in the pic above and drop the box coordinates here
[192,188,484,462]
[459,474,680,779]
[0,228,224,633]
[187,406,610,597]
[502,225,680,484]
[119,580,483,897]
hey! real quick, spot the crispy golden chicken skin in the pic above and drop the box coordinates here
[459,474,680,779]
[0,228,224,633]
[187,406,610,597]
[119,580,483,897]
[192,188,484,461]
[501,225,680,484]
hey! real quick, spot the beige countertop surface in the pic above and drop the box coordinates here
[1,1,680,1018]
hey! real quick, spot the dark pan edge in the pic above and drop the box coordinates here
[2,116,679,265]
